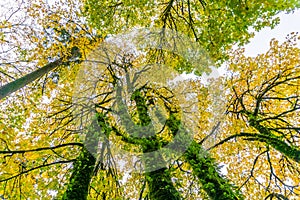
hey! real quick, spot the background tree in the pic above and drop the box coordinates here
[210,33,300,199]
[83,0,300,64]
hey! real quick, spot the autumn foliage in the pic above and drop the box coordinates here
[0,0,300,199]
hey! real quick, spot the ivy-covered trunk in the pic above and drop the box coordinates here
[249,118,300,163]
[131,88,182,199]
[185,141,243,200]
[62,148,96,200]
[62,120,100,200]
[146,167,182,200]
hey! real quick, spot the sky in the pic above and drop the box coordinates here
[195,8,300,84]
[244,8,300,57]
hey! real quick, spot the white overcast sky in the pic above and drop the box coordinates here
[200,8,300,81]
[244,8,300,57]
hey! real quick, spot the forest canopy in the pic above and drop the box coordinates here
[0,0,300,199]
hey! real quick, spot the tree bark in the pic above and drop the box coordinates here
[0,59,63,100]
[248,119,300,163]
[62,148,96,200]
[62,120,100,200]
[185,141,243,200]
[146,167,182,200]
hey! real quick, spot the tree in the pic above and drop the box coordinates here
[0,0,300,199]
[0,0,101,100]
[209,34,300,198]
[83,0,300,64]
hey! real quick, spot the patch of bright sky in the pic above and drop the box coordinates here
[243,9,300,57]
[184,8,300,85]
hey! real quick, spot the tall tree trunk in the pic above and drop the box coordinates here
[130,87,182,199]
[0,59,62,100]
[0,47,82,100]
[146,167,182,200]
[62,147,96,200]
[185,141,243,200]
[62,120,100,200]
[248,119,300,163]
